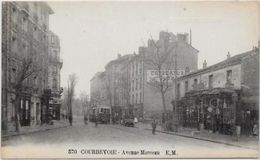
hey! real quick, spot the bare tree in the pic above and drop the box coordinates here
[145,35,175,123]
[61,87,68,117]
[67,73,77,125]
[14,54,41,132]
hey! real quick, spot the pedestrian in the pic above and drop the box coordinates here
[134,117,138,124]
[95,115,98,127]
[84,115,88,125]
[69,115,73,126]
[152,119,157,135]
[253,122,258,137]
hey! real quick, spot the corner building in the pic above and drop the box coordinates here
[2,2,60,132]
[128,31,199,120]
[172,48,259,135]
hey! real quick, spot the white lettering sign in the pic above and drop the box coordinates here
[147,70,185,82]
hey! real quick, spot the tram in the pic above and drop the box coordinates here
[89,105,111,124]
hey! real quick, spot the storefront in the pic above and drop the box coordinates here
[177,88,242,135]
[19,93,31,126]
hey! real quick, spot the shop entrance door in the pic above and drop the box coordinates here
[19,99,31,126]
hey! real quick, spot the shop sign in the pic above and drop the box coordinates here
[49,97,62,104]
[147,69,185,82]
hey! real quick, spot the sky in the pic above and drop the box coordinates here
[48,1,260,98]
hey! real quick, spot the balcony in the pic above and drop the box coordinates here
[225,82,234,89]
[49,57,63,67]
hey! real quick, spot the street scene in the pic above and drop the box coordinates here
[1,1,259,159]
[2,116,258,159]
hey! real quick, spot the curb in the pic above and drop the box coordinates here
[2,124,69,140]
[144,128,258,150]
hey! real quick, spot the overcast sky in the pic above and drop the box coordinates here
[48,1,259,98]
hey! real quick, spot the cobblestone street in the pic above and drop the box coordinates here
[2,117,258,159]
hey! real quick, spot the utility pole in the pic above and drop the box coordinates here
[174,42,178,132]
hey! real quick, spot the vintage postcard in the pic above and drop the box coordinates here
[1,1,259,159]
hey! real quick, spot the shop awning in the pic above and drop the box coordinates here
[184,88,237,98]
[241,96,259,104]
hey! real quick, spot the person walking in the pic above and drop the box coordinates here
[68,114,73,126]
[84,115,88,125]
[95,115,98,127]
[152,119,157,135]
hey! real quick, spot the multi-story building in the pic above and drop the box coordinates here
[47,31,63,120]
[90,72,107,107]
[129,31,199,120]
[104,54,132,122]
[172,47,259,135]
[2,2,59,132]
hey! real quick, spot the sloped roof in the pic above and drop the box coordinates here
[178,48,259,80]
[90,72,105,81]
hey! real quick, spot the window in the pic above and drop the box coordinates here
[139,61,142,74]
[185,81,189,92]
[132,63,134,77]
[139,92,142,103]
[209,75,213,89]
[11,34,17,52]
[132,94,134,104]
[51,36,55,44]
[226,70,232,84]
[132,80,134,91]
[136,78,138,90]
[194,78,198,85]
[11,68,16,83]
[33,76,37,86]
[12,7,18,28]
[136,62,138,75]
[140,77,142,89]
[136,93,138,104]
[177,83,180,99]
[53,78,57,90]
[22,16,28,31]
[12,7,16,13]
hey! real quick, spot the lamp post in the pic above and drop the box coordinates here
[232,92,240,140]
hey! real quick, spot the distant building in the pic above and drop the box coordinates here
[172,48,259,135]
[105,54,132,122]
[2,2,60,132]
[90,72,107,107]
[129,31,199,120]
[47,31,63,120]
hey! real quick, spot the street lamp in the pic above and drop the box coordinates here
[232,92,240,140]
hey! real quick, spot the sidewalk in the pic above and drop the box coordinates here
[2,120,69,139]
[135,122,258,150]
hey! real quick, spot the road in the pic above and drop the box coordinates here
[2,117,258,159]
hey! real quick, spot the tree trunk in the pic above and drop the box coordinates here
[15,92,21,132]
[161,92,167,124]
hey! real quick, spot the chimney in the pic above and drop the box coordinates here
[227,52,231,59]
[139,46,146,55]
[148,39,153,47]
[185,66,190,74]
[177,33,189,43]
[117,53,121,58]
[203,60,207,69]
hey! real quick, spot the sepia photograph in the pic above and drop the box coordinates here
[1,1,259,159]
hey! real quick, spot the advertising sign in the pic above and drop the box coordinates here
[146,70,185,82]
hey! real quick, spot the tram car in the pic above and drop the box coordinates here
[89,106,111,124]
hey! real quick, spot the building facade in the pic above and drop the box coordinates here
[2,2,60,132]
[172,48,259,135]
[47,31,63,120]
[104,54,132,123]
[129,31,199,120]
[90,72,107,107]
